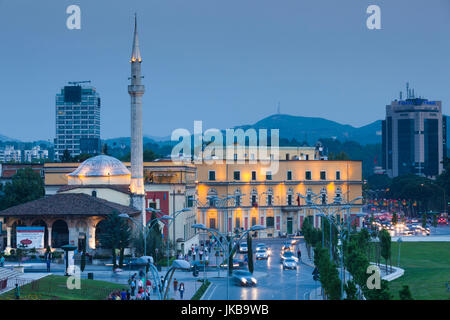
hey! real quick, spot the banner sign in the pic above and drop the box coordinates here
[16,227,45,249]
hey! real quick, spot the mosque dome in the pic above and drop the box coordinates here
[69,155,130,177]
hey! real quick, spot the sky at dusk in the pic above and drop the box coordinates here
[1,0,450,141]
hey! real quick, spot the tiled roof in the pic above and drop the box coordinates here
[0,193,139,217]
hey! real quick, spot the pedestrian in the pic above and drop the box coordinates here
[14,283,20,300]
[173,278,178,292]
[120,288,127,300]
[199,249,203,261]
[0,254,5,267]
[179,282,185,300]
[146,279,152,292]
[192,251,196,261]
[297,248,301,260]
[152,283,157,294]
[126,289,131,300]
[205,252,209,265]
[46,257,51,272]
[137,277,143,290]
[130,279,136,297]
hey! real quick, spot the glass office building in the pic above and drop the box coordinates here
[54,85,101,160]
[382,92,446,178]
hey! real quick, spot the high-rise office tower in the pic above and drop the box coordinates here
[382,84,446,178]
[54,83,101,160]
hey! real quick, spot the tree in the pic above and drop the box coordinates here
[60,149,72,162]
[364,279,392,300]
[421,214,427,228]
[344,280,358,300]
[0,168,45,210]
[133,211,163,260]
[432,214,438,231]
[378,229,391,273]
[399,285,413,300]
[121,149,160,162]
[98,213,132,269]
[247,233,254,274]
[392,212,398,225]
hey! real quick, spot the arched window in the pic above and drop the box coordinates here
[320,187,327,205]
[92,190,97,198]
[52,220,69,248]
[250,188,258,207]
[11,220,26,249]
[266,188,274,206]
[95,219,110,249]
[234,188,242,207]
[207,188,217,207]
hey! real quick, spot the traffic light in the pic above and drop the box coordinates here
[192,265,199,277]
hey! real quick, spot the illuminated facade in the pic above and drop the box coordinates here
[195,160,363,237]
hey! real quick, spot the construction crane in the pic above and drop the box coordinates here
[68,80,91,86]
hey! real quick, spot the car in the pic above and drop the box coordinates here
[281,242,293,252]
[255,248,269,260]
[282,258,297,270]
[280,251,298,263]
[256,243,271,255]
[239,242,248,253]
[232,270,257,287]
[438,217,448,225]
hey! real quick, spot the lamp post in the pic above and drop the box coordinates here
[147,207,190,269]
[192,223,265,300]
[397,237,402,267]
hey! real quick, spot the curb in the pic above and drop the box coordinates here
[199,281,213,300]
[370,263,405,281]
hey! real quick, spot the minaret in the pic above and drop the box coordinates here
[128,15,146,224]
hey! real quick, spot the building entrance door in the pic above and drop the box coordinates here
[287,217,293,234]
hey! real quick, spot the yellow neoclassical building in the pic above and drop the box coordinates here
[195,160,363,238]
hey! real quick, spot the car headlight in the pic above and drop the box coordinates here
[251,277,257,284]
[241,278,247,284]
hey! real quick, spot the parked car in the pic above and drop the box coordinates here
[255,248,269,260]
[232,270,257,287]
[282,258,297,270]
[280,251,298,263]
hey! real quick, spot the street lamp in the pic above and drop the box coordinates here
[397,237,403,267]
[147,207,190,269]
[192,223,265,300]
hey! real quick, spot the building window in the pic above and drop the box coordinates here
[267,195,273,206]
[266,171,272,180]
[208,171,216,181]
[336,171,341,180]
[266,217,274,228]
[234,154,238,161]
[187,195,194,207]
[251,195,257,206]
[235,195,241,207]
[235,217,240,228]
[320,171,326,180]
[91,190,97,198]
[233,171,240,180]
[209,198,216,207]
[287,194,293,206]
[251,217,256,226]
[287,171,292,181]
[286,153,290,160]
[251,171,256,180]
[305,171,312,180]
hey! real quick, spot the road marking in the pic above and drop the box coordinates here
[207,283,217,300]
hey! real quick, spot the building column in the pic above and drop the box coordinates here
[6,227,11,252]
[87,222,96,251]
[47,227,52,249]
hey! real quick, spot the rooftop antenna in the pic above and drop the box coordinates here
[412,89,415,98]
[406,82,409,99]
[277,102,281,114]
[400,91,403,100]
